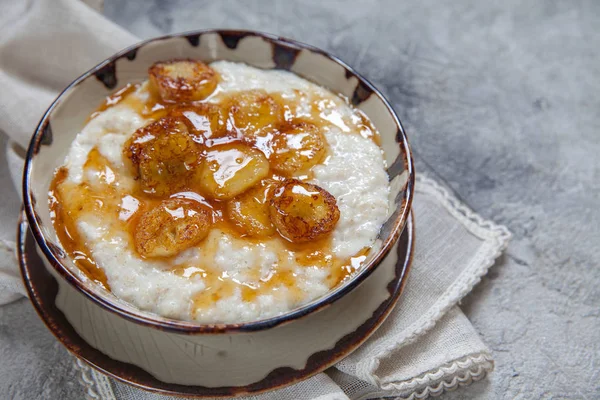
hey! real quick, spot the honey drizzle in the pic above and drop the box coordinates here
[49,167,110,289]
[88,83,139,122]
[49,76,382,315]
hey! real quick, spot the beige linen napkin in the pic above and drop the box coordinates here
[0,0,510,399]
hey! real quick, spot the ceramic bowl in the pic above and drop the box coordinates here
[22,30,414,394]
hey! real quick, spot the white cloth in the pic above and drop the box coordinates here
[0,1,510,399]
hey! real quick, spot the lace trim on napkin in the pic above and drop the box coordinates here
[360,175,510,388]
[74,358,116,400]
[388,352,494,400]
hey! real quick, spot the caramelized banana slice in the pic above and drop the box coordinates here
[226,180,277,237]
[269,179,340,243]
[227,90,284,136]
[124,117,201,196]
[170,103,227,140]
[134,198,212,258]
[198,143,269,200]
[271,121,326,176]
[148,59,218,102]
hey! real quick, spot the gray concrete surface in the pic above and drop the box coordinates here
[1,0,599,398]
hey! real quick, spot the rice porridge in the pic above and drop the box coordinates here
[49,60,390,323]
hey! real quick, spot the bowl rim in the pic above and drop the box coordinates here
[23,29,414,334]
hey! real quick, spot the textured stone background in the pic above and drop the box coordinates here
[1,0,599,398]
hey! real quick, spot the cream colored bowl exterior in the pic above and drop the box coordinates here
[38,239,400,386]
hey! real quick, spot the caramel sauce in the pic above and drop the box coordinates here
[50,73,382,316]
[89,83,139,122]
[356,109,381,146]
[49,167,110,289]
[188,265,304,318]
[192,276,235,316]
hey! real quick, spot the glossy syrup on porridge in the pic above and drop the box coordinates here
[49,60,390,323]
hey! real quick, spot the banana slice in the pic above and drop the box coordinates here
[124,117,202,196]
[269,179,340,243]
[226,179,277,237]
[270,121,326,176]
[134,198,212,258]
[197,143,269,200]
[148,59,218,102]
[170,103,227,140]
[226,90,284,136]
